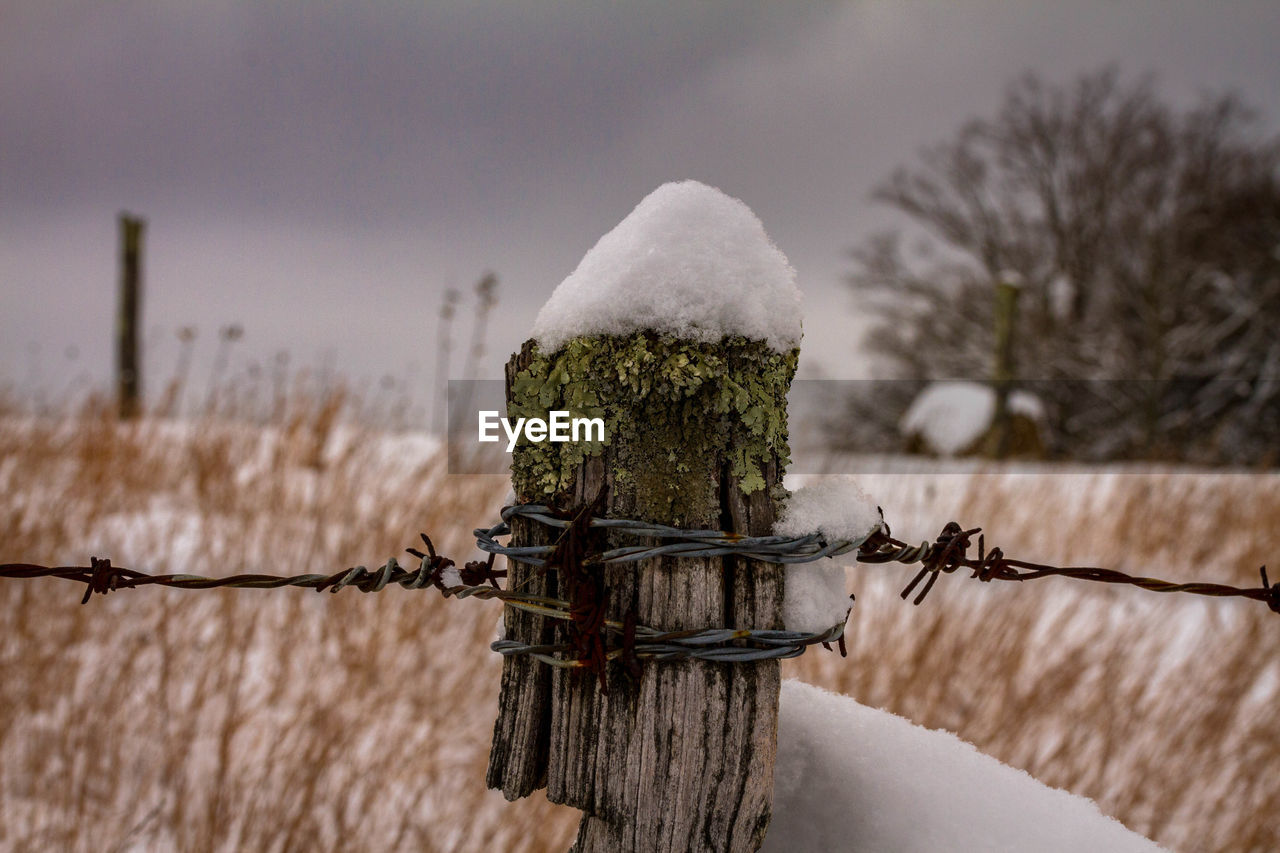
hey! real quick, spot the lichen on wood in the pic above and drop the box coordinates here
[489,330,798,852]
[506,332,796,522]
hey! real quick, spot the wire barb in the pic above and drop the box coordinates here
[3,503,1277,675]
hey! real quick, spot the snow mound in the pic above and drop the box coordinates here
[775,477,881,633]
[775,476,881,544]
[531,180,802,353]
[900,380,1045,457]
[764,680,1164,853]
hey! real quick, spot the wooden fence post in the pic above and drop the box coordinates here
[487,333,796,852]
[117,212,145,419]
[989,270,1022,459]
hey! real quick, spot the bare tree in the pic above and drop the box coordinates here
[850,67,1280,463]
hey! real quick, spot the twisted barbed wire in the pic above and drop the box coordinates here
[3,503,1276,672]
[0,526,849,666]
[478,504,1279,612]
[474,503,871,566]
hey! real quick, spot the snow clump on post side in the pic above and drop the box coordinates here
[775,476,882,544]
[532,180,802,353]
[773,479,885,630]
[774,477,883,633]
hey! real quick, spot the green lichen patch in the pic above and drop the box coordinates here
[507,332,796,523]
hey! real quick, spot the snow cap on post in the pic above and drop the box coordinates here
[532,180,802,353]
[492,181,799,850]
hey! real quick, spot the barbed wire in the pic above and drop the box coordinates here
[0,528,849,666]
[474,503,872,566]
[3,503,1275,673]
[866,521,1279,611]
[478,504,1279,612]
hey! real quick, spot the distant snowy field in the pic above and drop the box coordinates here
[3,414,1276,850]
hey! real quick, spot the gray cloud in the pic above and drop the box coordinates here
[3,1,1279,406]
[1,2,832,223]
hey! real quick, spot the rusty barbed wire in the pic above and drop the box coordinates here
[476,504,1279,613]
[0,527,849,666]
[3,503,1275,673]
[474,503,876,566]
[861,521,1279,611]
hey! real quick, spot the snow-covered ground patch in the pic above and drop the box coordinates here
[4,415,1277,850]
[900,380,1044,456]
[766,679,1162,852]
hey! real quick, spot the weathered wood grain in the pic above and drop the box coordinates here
[488,337,790,853]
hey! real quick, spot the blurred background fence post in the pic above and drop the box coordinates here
[116,212,145,420]
[989,270,1023,459]
[487,335,794,852]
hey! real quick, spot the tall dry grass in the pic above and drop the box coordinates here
[0,394,578,852]
[787,459,1280,851]
[1,399,1277,850]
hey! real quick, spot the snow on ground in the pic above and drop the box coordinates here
[900,380,1045,456]
[531,180,802,352]
[785,454,1276,578]
[764,679,1164,853]
[9,414,1272,849]
[0,416,450,572]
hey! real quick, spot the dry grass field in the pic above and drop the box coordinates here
[1,395,1277,851]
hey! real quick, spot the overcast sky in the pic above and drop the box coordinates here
[4,1,1279,418]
